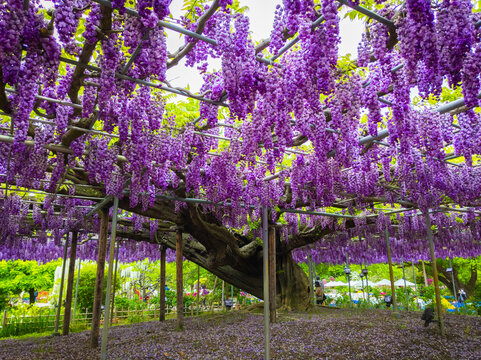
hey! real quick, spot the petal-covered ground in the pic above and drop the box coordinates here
[1,308,480,359]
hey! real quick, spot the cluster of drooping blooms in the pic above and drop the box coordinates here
[184,5,224,70]
[292,211,481,265]
[3,0,481,274]
[436,0,475,87]
[215,12,267,119]
[396,0,441,97]
[0,0,26,85]
[54,0,87,47]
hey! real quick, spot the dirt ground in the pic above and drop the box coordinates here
[0,308,480,359]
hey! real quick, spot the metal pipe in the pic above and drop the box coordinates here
[337,0,395,29]
[110,242,120,325]
[91,0,218,45]
[262,206,270,360]
[101,196,119,360]
[85,196,113,218]
[346,253,352,308]
[365,265,370,305]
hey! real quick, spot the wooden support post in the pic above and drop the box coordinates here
[54,234,69,335]
[110,242,120,326]
[176,229,184,330]
[3,310,7,327]
[159,246,166,321]
[73,259,81,322]
[422,260,428,286]
[425,213,446,337]
[90,208,109,348]
[63,231,78,335]
[307,252,314,305]
[268,226,276,323]
[385,228,398,314]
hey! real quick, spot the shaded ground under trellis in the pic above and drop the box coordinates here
[0,308,480,359]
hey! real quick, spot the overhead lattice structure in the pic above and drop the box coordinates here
[1,0,481,280]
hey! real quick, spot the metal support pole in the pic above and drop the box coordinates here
[110,242,120,325]
[345,253,352,308]
[222,281,225,310]
[159,246,166,321]
[365,267,370,306]
[63,231,78,335]
[262,206,270,360]
[268,226,276,323]
[425,212,446,337]
[73,259,81,321]
[401,257,409,311]
[449,257,458,314]
[412,259,420,310]
[176,229,184,330]
[360,276,365,301]
[197,265,200,314]
[385,228,398,314]
[54,234,69,335]
[101,196,119,360]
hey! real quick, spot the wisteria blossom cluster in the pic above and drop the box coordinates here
[1,0,481,270]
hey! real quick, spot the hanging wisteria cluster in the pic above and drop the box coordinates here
[1,0,481,267]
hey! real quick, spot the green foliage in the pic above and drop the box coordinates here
[73,263,119,312]
[0,260,60,311]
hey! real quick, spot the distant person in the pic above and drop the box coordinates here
[315,281,325,305]
[458,289,467,306]
[384,295,393,308]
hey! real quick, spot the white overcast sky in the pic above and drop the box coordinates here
[166,0,364,92]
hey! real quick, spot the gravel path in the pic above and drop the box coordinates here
[0,308,480,359]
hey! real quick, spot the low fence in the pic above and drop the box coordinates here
[0,303,241,338]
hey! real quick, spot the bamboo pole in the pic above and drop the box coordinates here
[176,229,184,330]
[422,260,428,286]
[424,212,446,337]
[159,246,166,321]
[90,208,109,348]
[53,234,69,335]
[62,231,78,335]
